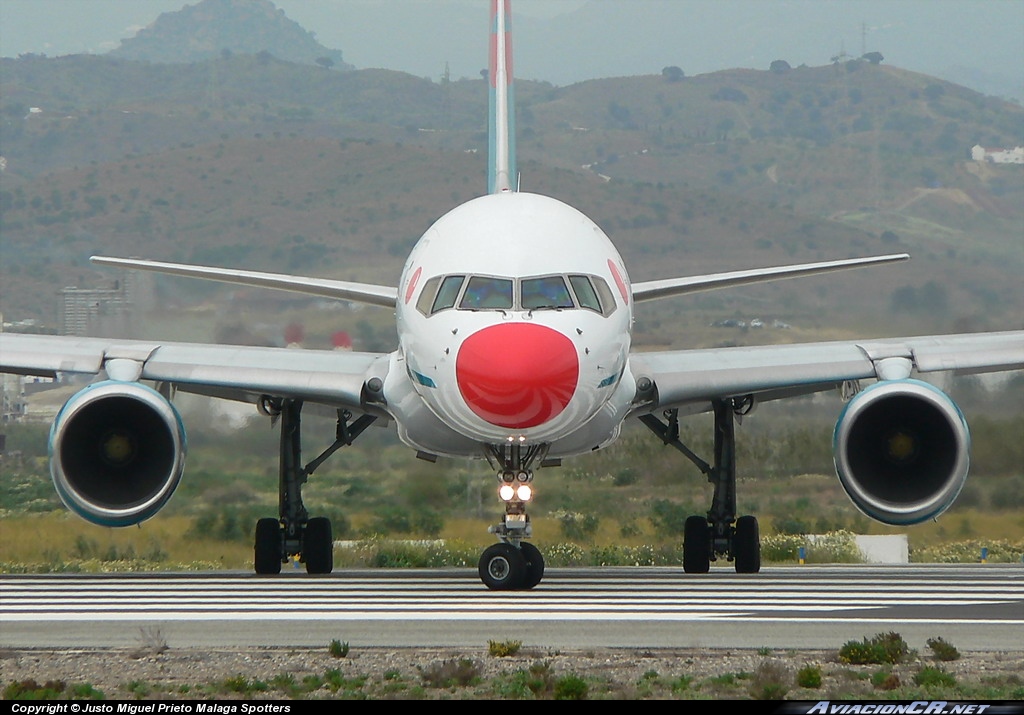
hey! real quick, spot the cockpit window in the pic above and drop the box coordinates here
[568,275,602,313]
[591,276,617,316]
[417,272,616,317]
[431,275,465,313]
[460,276,514,310]
[416,276,441,316]
[522,276,574,310]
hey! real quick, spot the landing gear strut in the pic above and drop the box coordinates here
[641,397,761,574]
[254,398,375,575]
[478,443,546,590]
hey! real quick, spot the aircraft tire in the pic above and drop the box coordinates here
[683,515,711,574]
[479,543,526,590]
[254,518,282,575]
[304,517,334,575]
[519,542,545,589]
[734,515,761,574]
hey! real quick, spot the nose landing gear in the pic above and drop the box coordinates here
[478,445,546,590]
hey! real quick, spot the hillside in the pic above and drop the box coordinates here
[0,53,1021,346]
[109,0,351,69]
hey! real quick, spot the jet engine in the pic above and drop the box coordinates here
[49,381,187,527]
[833,379,969,525]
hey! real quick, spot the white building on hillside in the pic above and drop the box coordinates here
[971,144,1024,163]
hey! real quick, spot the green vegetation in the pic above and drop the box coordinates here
[838,632,914,665]
[914,666,957,689]
[2,401,1022,573]
[796,663,822,688]
[748,661,791,700]
[488,640,523,657]
[4,634,1020,700]
[926,637,961,662]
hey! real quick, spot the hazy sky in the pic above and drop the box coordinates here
[1,0,1022,98]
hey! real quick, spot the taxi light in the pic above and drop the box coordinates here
[499,484,516,501]
[516,484,533,502]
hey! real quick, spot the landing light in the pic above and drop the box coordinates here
[498,484,533,502]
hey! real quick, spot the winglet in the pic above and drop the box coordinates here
[488,0,516,194]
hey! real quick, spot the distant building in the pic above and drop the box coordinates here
[971,144,1024,164]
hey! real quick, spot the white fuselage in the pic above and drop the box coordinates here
[384,191,637,458]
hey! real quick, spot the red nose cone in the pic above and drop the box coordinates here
[456,323,579,429]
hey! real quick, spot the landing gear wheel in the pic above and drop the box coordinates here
[519,542,545,590]
[254,518,282,575]
[734,515,760,574]
[303,517,334,574]
[479,543,526,590]
[683,515,711,574]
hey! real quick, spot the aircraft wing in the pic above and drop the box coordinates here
[628,331,1024,413]
[0,333,390,410]
[90,256,398,308]
[631,253,908,302]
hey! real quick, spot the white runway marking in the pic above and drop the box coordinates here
[3,567,1021,625]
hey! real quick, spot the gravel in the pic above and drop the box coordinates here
[2,644,1021,700]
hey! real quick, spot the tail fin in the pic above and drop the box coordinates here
[488,0,516,194]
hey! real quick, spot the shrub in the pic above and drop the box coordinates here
[553,673,589,700]
[749,661,791,700]
[648,499,690,536]
[489,639,522,657]
[839,632,912,664]
[671,674,693,692]
[871,669,901,690]
[328,639,349,658]
[797,664,822,688]
[554,510,599,540]
[914,666,957,688]
[4,679,66,699]
[419,658,483,688]
[926,637,961,661]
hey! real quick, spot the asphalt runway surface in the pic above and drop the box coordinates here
[2,564,1021,651]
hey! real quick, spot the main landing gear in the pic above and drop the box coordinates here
[640,397,761,575]
[477,444,546,590]
[254,398,375,575]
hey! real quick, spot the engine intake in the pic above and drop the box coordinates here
[833,379,969,525]
[50,381,187,527]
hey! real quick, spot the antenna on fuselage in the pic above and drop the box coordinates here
[488,0,516,195]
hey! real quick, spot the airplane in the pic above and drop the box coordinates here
[1,0,1022,590]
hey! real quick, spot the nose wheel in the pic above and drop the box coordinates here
[478,541,545,590]
[479,543,526,589]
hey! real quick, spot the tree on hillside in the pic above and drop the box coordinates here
[315,56,334,70]
[662,66,684,82]
[862,51,884,65]
[769,60,791,75]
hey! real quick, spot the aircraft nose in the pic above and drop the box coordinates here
[456,323,579,429]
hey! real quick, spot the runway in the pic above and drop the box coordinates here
[2,565,1021,650]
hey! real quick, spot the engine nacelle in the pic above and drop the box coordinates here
[50,381,187,527]
[833,379,969,525]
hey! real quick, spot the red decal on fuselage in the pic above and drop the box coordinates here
[607,259,629,305]
[456,322,578,429]
[404,266,422,304]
